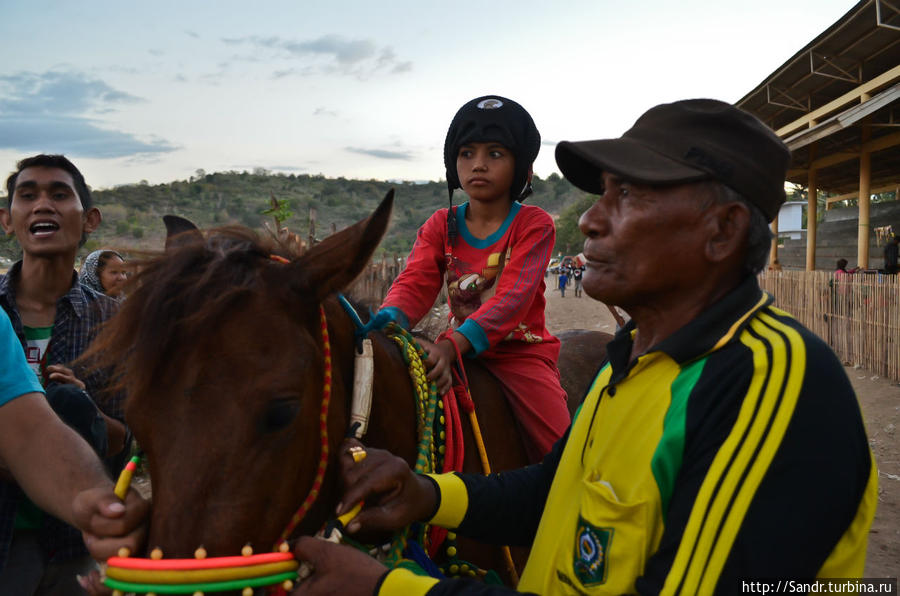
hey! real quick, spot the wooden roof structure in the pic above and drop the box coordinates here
[736,0,900,268]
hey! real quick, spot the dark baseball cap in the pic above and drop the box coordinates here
[555,99,791,221]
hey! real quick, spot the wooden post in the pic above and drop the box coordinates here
[770,215,779,267]
[806,144,817,271]
[858,108,872,269]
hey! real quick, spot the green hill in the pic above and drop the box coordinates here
[0,169,595,262]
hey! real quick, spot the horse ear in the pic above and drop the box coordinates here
[163,215,203,251]
[293,189,394,302]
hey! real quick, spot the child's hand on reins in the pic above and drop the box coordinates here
[421,338,455,396]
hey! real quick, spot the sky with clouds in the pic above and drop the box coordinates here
[0,0,855,190]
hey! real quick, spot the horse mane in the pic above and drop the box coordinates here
[83,225,299,402]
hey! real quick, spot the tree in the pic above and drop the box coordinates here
[76,167,602,262]
[554,193,595,254]
[261,195,294,228]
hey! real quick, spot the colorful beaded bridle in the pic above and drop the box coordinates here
[104,273,508,593]
[104,300,333,595]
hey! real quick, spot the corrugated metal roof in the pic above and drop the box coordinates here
[736,0,900,194]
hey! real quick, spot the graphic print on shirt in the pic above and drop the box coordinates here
[24,325,52,385]
[446,246,510,322]
[445,242,546,345]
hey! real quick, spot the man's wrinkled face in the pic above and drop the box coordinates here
[1,166,97,257]
[577,172,710,309]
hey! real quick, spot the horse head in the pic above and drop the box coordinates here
[93,191,394,558]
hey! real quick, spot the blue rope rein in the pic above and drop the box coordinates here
[334,294,450,580]
[336,294,393,352]
[335,294,496,583]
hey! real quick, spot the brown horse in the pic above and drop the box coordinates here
[88,191,611,584]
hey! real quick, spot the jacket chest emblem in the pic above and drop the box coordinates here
[573,516,613,586]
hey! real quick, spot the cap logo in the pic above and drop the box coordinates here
[477,98,503,110]
[684,146,733,181]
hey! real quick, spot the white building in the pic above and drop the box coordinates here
[778,201,805,240]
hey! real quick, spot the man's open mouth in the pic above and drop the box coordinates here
[30,222,60,236]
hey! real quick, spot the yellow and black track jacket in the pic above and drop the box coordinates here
[378,276,877,596]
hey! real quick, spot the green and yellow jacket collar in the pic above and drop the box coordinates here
[606,276,773,379]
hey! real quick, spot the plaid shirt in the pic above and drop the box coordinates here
[0,261,121,568]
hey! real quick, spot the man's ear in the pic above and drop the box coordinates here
[705,202,750,264]
[0,208,11,235]
[83,207,102,234]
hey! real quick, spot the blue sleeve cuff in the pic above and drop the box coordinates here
[379,306,410,330]
[456,319,489,356]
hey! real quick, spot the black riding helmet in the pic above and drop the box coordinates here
[443,95,541,244]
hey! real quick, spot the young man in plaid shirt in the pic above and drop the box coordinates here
[0,155,129,593]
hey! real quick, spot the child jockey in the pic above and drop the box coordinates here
[378,95,569,461]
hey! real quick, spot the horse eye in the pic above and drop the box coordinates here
[261,399,300,433]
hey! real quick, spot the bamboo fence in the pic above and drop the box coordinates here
[346,254,404,309]
[345,256,449,338]
[347,256,448,307]
[758,270,900,382]
[348,265,900,382]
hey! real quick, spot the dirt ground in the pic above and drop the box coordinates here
[542,281,900,579]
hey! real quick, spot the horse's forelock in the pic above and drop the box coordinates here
[90,226,299,401]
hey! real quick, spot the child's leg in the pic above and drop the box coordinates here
[482,356,570,463]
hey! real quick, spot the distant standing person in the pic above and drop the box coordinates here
[834,258,858,279]
[573,265,583,297]
[558,269,568,297]
[884,235,899,274]
[79,250,127,299]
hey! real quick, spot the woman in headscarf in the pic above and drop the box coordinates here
[80,250,127,298]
